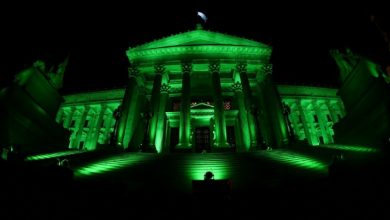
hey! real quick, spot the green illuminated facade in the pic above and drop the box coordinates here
[56,29,345,152]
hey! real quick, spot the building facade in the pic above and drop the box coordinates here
[56,29,345,153]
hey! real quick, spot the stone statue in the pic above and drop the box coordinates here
[330,49,359,81]
[32,56,69,89]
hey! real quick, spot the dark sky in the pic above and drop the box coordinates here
[1,2,387,93]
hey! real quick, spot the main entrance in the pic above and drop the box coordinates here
[194,127,211,152]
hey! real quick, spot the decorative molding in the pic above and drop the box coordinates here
[236,62,247,73]
[128,29,269,51]
[232,82,243,92]
[256,64,273,82]
[154,64,166,74]
[128,65,140,78]
[128,46,271,61]
[209,61,220,74]
[160,83,170,93]
[181,62,192,74]
[262,64,273,76]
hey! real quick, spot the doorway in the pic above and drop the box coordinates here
[195,127,211,152]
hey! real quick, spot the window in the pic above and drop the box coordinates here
[84,120,89,128]
[223,101,232,110]
[172,101,181,111]
[70,120,76,127]
[326,114,332,122]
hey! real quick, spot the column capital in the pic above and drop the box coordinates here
[181,62,192,74]
[262,64,273,75]
[256,64,273,82]
[154,64,166,75]
[128,64,145,86]
[128,65,140,78]
[160,83,170,93]
[209,61,220,74]
[232,82,243,92]
[236,62,247,73]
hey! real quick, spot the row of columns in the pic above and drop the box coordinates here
[57,104,117,149]
[115,61,282,152]
[288,99,345,145]
[255,64,290,147]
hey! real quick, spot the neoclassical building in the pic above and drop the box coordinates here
[56,28,345,153]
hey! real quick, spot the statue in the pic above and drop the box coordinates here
[31,57,68,89]
[330,49,359,80]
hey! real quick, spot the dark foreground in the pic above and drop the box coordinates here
[1,150,388,219]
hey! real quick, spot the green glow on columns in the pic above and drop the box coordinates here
[255,150,327,172]
[318,144,379,153]
[155,127,164,153]
[25,150,83,161]
[74,153,152,177]
[185,154,230,180]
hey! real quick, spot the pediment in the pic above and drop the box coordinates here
[130,30,269,51]
[190,102,214,109]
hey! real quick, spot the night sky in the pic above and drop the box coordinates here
[1,2,387,93]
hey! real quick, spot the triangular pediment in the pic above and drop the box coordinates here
[130,29,269,51]
[190,102,214,109]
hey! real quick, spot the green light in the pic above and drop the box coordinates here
[74,153,153,177]
[25,150,83,161]
[255,150,327,172]
[127,30,271,64]
[185,154,230,180]
[318,144,379,153]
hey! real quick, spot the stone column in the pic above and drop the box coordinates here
[85,108,97,150]
[260,64,289,146]
[209,61,229,148]
[123,86,143,149]
[148,64,165,149]
[236,62,258,148]
[103,108,114,144]
[63,107,75,129]
[313,101,330,144]
[177,62,192,148]
[254,83,272,148]
[116,65,143,148]
[56,108,64,124]
[338,100,346,116]
[89,104,107,150]
[289,107,301,140]
[296,99,312,145]
[325,100,339,123]
[232,82,250,151]
[74,106,89,149]
[155,82,170,153]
